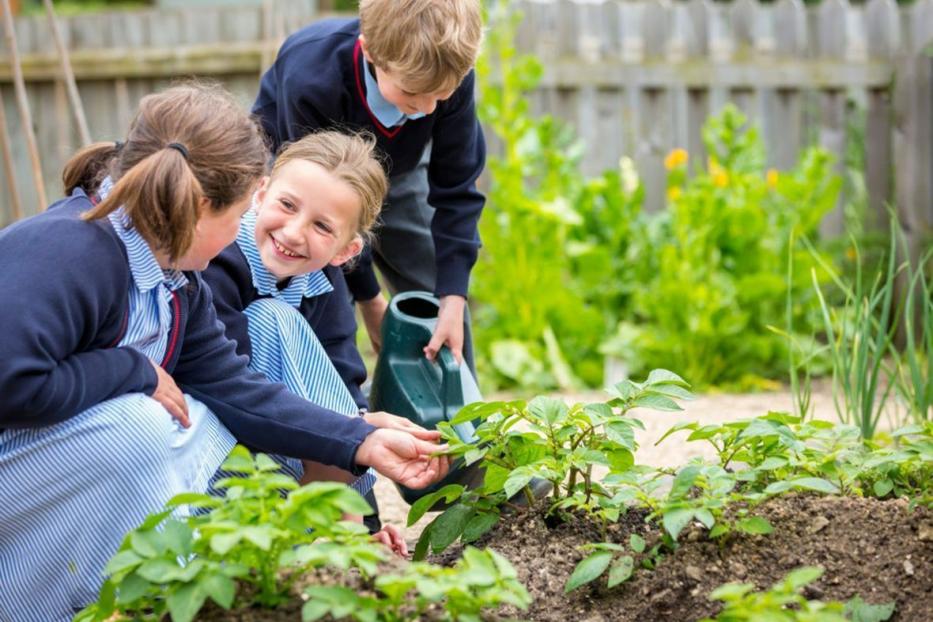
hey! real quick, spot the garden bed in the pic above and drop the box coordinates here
[453,494,932,621]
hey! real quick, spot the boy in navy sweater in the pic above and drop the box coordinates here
[253,0,485,370]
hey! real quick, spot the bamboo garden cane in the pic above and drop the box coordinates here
[44,0,91,146]
[1,0,47,210]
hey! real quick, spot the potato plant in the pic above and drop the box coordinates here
[409,370,694,559]
[77,446,528,622]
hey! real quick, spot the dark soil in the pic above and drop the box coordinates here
[465,494,933,621]
[196,494,932,621]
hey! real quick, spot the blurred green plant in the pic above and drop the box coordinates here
[475,3,841,392]
[473,1,640,391]
[612,106,841,389]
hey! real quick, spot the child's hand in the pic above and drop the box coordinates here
[372,524,409,557]
[148,360,190,428]
[355,429,451,489]
[423,295,465,364]
[363,411,442,441]
[358,294,389,353]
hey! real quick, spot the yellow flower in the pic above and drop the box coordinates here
[667,186,682,202]
[766,169,779,189]
[713,171,729,188]
[664,148,688,170]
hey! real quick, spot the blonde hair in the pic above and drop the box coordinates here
[359,0,483,93]
[272,131,387,245]
[67,82,268,262]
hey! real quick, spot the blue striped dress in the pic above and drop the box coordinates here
[0,201,236,621]
[233,208,376,496]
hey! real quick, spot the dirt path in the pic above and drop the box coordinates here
[374,385,859,540]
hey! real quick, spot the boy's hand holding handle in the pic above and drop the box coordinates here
[423,294,465,365]
[149,360,190,428]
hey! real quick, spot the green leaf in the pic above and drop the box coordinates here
[607,555,634,588]
[463,447,488,466]
[873,479,894,497]
[166,582,207,622]
[845,596,896,622]
[136,558,183,583]
[129,531,161,558]
[662,508,695,540]
[202,573,236,610]
[709,582,755,601]
[504,470,534,499]
[413,523,433,561]
[528,396,568,425]
[407,484,464,526]
[646,369,689,387]
[694,509,715,529]
[115,572,150,605]
[449,401,507,425]
[736,516,773,535]
[633,393,683,412]
[629,534,646,553]
[210,532,242,555]
[241,526,273,551]
[104,550,143,576]
[462,512,499,543]
[429,503,473,552]
[757,457,788,471]
[302,600,331,622]
[765,477,839,495]
[565,551,613,592]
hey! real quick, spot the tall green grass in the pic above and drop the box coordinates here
[806,219,902,439]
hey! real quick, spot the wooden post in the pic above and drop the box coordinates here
[1,0,47,209]
[0,90,23,222]
[43,0,91,146]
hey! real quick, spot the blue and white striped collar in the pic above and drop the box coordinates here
[99,176,188,293]
[236,208,333,308]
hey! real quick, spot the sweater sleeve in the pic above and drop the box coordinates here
[171,275,376,471]
[0,215,157,428]
[311,268,368,409]
[427,70,487,298]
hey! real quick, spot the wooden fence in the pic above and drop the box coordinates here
[0,0,931,245]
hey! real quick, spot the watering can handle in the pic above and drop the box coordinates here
[438,346,464,420]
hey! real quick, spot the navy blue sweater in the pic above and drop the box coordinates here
[0,192,375,472]
[204,244,368,409]
[253,18,486,300]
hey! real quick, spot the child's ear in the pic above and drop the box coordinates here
[254,175,271,208]
[330,234,364,267]
[358,34,372,63]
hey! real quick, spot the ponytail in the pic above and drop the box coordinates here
[75,82,268,263]
[82,146,203,262]
[62,141,121,196]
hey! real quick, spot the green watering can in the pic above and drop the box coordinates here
[369,291,487,505]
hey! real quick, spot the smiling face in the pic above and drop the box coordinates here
[253,159,364,280]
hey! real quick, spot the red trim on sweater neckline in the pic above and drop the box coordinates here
[353,39,403,140]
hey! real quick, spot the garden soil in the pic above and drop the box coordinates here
[456,494,932,621]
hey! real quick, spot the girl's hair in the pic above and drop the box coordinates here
[271,130,387,244]
[64,82,269,261]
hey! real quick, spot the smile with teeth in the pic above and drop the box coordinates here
[272,236,304,259]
